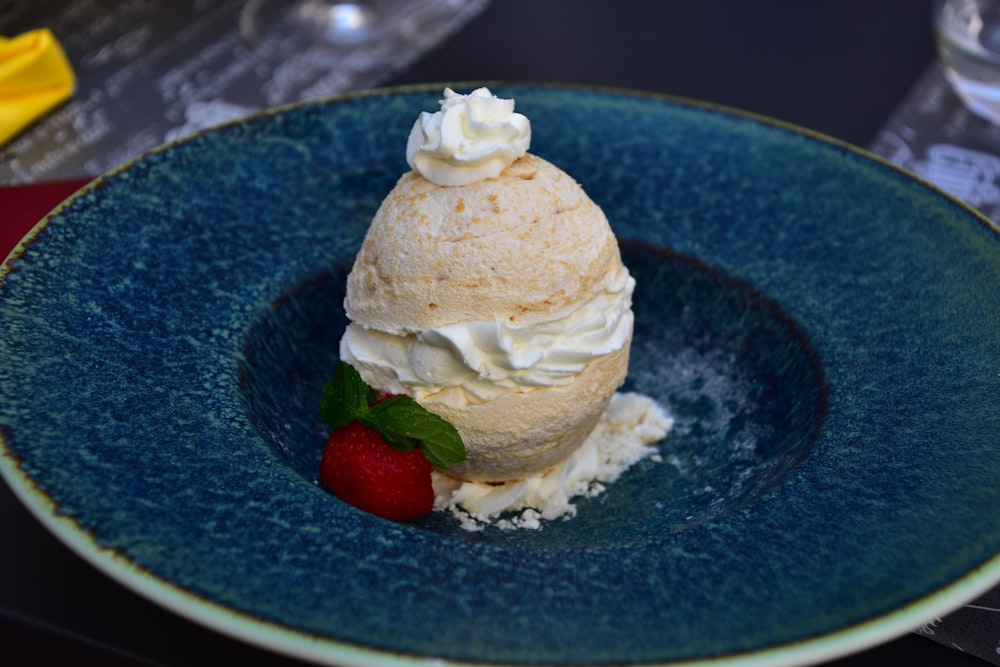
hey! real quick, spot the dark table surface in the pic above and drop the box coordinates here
[394,0,937,150]
[2,1,995,665]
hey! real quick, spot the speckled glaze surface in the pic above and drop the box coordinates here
[2,84,1000,667]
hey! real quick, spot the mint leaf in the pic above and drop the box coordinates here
[364,396,466,470]
[320,363,370,429]
[320,363,467,470]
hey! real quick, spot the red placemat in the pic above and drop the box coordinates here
[1,179,90,257]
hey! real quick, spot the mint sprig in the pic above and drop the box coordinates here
[320,363,466,470]
[320,363,371,428]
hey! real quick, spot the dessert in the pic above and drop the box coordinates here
[324,87,672,528]
[340,87,635,483]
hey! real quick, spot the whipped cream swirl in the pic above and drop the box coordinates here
[405,87,531,187]
[340,265,635,404]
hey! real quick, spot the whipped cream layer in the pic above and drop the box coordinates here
[406,87,531,187]
[341,262,634,404]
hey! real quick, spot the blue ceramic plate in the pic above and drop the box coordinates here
[2,84,1000,666]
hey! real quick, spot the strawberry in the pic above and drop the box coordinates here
[317,363,466,522]
[320,421,434,521]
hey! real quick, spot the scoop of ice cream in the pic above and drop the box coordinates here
[341,152,633,482]
[405,87,531,187]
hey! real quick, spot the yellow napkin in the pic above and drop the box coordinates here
[0,28,75,147]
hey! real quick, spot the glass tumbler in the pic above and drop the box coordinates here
[935,0,1000,123]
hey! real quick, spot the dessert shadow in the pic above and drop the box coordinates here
[238,239,827,547]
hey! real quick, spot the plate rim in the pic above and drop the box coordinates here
[6,461,1000,667]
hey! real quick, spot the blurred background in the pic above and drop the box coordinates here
[0,0,936,184]
[395,0,936,147]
